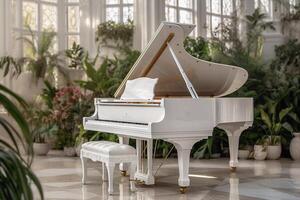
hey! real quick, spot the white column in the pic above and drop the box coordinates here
[0,0,5,57]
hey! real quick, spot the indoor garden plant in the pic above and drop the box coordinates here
[259,99,293,160]
[0,27,66,102]
[51,86,85,156]
[0,71,43,198]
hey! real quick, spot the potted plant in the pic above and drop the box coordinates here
[238,136,250,160]
[51,86,87,156]
[25,104,57,156]
[0,26,66,102]
[259,99,293,160]
[254,137,267,160]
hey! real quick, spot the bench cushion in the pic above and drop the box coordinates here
[82,141,136,156]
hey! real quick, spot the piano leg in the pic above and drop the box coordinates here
[218,122,251,171]
[166,137,205,193]
[134,139,155,185]
[119,136,129,176]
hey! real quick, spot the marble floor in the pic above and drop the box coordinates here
[32,151,300,200]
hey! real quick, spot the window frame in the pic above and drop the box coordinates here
[13,0,81,56]
[205,0,237,38]
[105,0,134,23]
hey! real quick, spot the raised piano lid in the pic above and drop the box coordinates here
[114,22,248,98]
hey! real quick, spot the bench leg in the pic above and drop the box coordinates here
[80,156,87,184]
[106,162,115,195]
[102,162,108,181]
[129,162,137,192]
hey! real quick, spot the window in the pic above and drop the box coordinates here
[255,0,272,19]
[105,0,134,23]
[165,0,195,24]
[13,0,81,56]
[206,0,236,38]
[66,0,80,48]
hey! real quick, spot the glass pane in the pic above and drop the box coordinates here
[211,15,221,36]
[123,6,133,22]
[106,0,119,5]
[106,7,120,22]
[165,7,177,22]
[179,10,192,24]
[260,0,270,14]
[178,0,192,8]
[123,0,133,4]
[166,0,176,6]
[23,2,38,30]
[68,35,80,48]
[206,15,211,37]
[68,6,80,32]
[206,0,211,12]
[211,0,221,14]
[223,0,233,16]
[42,5,57,31]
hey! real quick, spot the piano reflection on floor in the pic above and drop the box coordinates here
[83,22,253,193]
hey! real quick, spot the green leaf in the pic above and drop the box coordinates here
[260,108,272,130]
[279,106,293,122]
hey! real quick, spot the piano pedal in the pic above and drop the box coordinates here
[230,167,237,172]
[120,170,127,176]
[179,187,188,194]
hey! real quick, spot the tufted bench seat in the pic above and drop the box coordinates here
[80,141,137,195]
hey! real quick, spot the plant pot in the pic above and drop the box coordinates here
[33,143,50,156]
[290,132,300,160]
[254,145,267,161]
[238,149,250,159]
[64,147,76,157]
[267,145,281,160]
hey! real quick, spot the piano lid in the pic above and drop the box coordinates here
[114,22,248,98]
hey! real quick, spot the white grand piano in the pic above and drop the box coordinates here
[83,22,253,193]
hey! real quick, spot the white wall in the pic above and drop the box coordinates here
[0,0,6,57]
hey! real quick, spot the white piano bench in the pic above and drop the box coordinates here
[80,141,137,195]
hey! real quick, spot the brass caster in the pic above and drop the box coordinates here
[179,187,188,194]
[120,170,127,176]
[135,180,144,185]
[230,167,237,172]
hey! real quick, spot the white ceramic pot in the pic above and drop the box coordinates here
[64,147,76,157]
[267,145,281,160]
[290,132,300,160]
[238,150,250,159]
[254,145,267,161]
[33,143,50,156]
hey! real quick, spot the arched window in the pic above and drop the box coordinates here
[165,0,195,24]
[206,0,237,38]
[12,0,80,55]
[105,0,134,23]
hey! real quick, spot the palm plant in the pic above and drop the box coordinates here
[246,8,276,58]
[0,26,66,82]
[0,82,43,198]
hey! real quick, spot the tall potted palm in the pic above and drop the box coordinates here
[0,26,66,102]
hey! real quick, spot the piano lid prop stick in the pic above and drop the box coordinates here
[167,43,199,99]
